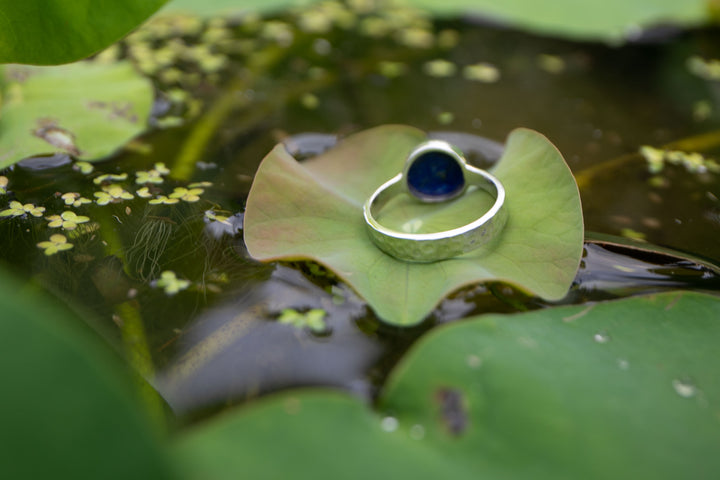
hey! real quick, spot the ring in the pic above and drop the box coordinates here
[363,139,507,262]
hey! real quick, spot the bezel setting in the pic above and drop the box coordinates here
[403,140,468,203]
[363,139,507,263]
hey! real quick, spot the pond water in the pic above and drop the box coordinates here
[1,4,720,422]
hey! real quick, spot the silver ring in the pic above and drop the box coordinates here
[363,139,507,262]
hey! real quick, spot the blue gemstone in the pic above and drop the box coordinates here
[406,151,465,199]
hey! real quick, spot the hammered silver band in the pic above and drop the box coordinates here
[363,140,507,263]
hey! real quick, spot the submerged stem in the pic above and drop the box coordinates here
[169,47,289,181]
[94,209,165,429]
[169,41,354,181]
[574,128,720,189]
[115,301,167,432]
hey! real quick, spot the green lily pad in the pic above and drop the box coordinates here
[414,0,710,43]
[0,61,154,168]
[162,0,293,16]
[173,291,720,479]
[0,0,167,65]
[244,125,583,326]
[0,267,172,479]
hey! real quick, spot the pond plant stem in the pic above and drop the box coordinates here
[94,209,165,430]
[170,72,336,182]
[170,47,289,181]
[115,301,167,432]
[574,128,720,189]
[168,34,400,181]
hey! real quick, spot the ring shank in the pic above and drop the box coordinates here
[363,165,507,262]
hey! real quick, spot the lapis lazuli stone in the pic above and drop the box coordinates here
[406,151,465,200]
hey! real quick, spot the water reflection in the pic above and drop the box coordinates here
[576,242,720,296]
[157,265,379,412]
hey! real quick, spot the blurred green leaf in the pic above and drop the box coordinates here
[0,0,167,65]
[244,125,583,326]
[162,0,294,16]
[0,267,172,479]
[173,291,720,479]
[413,0,710,42]
[0,61,154,167]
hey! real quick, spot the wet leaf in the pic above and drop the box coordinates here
[0,61,153,167]
[0,267,172,479]
[0,0,167,65]
[244,125,583,326]
[173,291,720,479]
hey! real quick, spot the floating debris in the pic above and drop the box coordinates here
[73,161,94,174]
[423,59,457,78]
[620,228,646,241]
[537,54,566,74]
[153,270,191,295]
[687,56,720,81]
[300,93,320,110]
[37,233,73,256]
[169,186,203,203]
[94,184,134,205]
[93,173,129,185]
[436,111,455,125]
[0,201,45,218]
[60,192,92,207]
[463,62,500,83]
[277,308,329,334]
[639,145,720,174]
[378,61,407,78]
[136,162,170,184]
[136,187,153,199]
[692,100,712,122]
[46,211,90,230]
[149,194,180,205]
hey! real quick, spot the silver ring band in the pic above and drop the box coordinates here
[363,140,507,262]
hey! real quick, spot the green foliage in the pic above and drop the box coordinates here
[244,125,584,325]
[0,267,173,479]
[173,291,720,479]
[0,61,154,168]
[0,0,168,65]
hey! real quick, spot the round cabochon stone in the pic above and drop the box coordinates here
[406,151,465,200]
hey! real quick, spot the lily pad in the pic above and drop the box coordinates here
[0,267,172,479]
[244,125,583,326]
[0,61,154,168]
[173,291,720,479]
[162,0,293,16]
[0,0,167,65]
[414,0,710,43]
